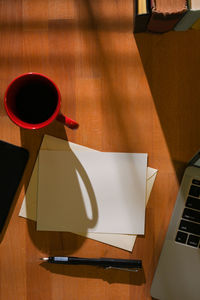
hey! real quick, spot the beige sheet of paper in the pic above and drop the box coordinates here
[37,150,147,234]
[19,135,157,250]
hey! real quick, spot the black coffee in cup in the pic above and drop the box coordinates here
[14,78,58,124]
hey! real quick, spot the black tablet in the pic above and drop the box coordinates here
[0,140,29,233]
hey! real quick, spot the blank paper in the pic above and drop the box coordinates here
[37,150,147,234]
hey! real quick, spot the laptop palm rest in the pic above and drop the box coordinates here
[151,240,200,300]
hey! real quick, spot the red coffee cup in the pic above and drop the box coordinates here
[4,72,79,130]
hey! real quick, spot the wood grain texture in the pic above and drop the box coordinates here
[0,0,200,299]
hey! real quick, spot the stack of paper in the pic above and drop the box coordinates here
[19,135,157,251]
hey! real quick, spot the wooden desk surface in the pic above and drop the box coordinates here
[1,1,200,299]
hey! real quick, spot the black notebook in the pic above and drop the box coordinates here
[0,140,29,234]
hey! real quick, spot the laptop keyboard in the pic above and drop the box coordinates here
[175,179,200,248]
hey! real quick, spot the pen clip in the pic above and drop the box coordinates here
[104,266,140,272]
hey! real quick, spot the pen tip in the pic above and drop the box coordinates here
[40,257,49,261]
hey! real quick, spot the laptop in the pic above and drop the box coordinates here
[151,151,200,300]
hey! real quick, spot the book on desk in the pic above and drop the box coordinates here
[134,0,190,33]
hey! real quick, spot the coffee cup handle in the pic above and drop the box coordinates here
[56,113,79,129]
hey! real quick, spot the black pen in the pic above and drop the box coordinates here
[41,256,142,271]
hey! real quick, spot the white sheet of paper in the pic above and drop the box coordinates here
[19,135,157,250]
[37,150,147,234]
